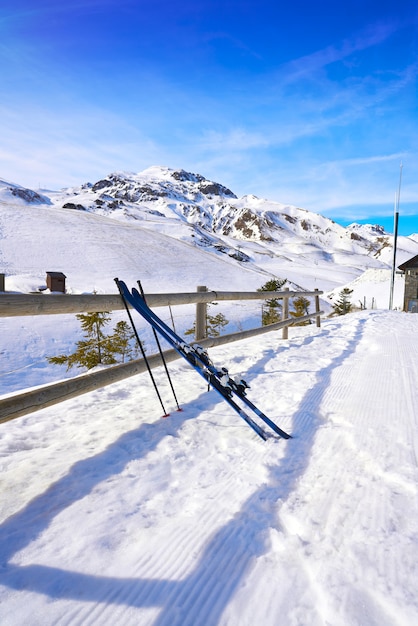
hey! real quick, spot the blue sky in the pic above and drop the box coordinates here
[1,0,418,234]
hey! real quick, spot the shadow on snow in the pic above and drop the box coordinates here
[0,317,367,625]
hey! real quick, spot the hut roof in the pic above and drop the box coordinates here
[398,255,418,271]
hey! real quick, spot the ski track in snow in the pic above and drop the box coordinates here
[1,312,418,625]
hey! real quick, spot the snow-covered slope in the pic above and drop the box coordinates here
[1,311,418,626]
[0,201,268,295]
[327,267,405,311]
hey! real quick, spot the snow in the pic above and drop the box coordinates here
[327,268,406,311]
[1,170,418,624]
[1,311,418,625]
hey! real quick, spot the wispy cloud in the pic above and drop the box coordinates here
[279,21,399,83]
[0,102,166,188]
[321,153,406,168]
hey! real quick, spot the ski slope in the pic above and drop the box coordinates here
[1,310,418,625]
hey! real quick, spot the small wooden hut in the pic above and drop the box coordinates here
[46,272,66,293]
[398,255,418,312]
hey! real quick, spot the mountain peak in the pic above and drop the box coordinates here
[137,166,237,198]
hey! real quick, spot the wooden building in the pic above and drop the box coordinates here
[46,272,66,293]
[398,255,418,312]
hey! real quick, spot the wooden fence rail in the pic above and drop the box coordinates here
[0,287,323,424]
[0,289,322,317]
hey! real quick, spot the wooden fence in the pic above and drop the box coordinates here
[0,287,323,424]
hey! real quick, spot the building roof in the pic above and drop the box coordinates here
[46,271,66,278]
[398,255,418,271]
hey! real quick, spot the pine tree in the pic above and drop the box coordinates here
[332,288,353,316]
[291,296,311,325]
[47,312,139,370]
[108,320,140,363]
[207,312,228,337]
[258,277,287,326]
[185,306,229,338]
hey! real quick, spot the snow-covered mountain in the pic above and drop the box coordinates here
[18,166,418,262]
[1,166,418,297]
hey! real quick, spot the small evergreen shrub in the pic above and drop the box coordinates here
[332,288,353,316]
[258,278,287,326]
[47,312,140,370]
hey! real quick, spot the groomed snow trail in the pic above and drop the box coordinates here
[0,311,417,625]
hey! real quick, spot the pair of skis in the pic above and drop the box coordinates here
[115,279,291,441]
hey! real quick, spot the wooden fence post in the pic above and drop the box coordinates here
[282,287,289,339]
[195,285,208,341]
[315,288,321,327]
[0,274,4,292]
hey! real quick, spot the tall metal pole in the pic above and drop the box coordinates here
[389,163,403,309]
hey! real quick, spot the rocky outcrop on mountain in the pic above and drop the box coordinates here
[62,202,87,211]
[347,223,391,257]
[10,187,48,204]
[0,180,52,205]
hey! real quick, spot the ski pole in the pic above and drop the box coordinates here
[137,280,182,412]
[114,278,169,417]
